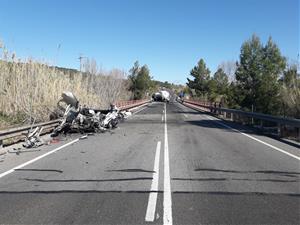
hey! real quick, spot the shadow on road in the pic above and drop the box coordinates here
[171,191,300,197]
[0,190,162,194]
[194,168,300,177]
[105,169,155,173]
[184,119,300,149]
[173,110,202,115]
[21,177,153,182]
[15,169,63,173]
[172,177,299,183]
[185,119,260,134]
[0,190,298,197]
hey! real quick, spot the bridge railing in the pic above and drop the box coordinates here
[116,99,150,110]
[182,99,300,141]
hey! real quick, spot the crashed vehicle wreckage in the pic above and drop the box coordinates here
[18,91,132,149]
[50,91,131,137]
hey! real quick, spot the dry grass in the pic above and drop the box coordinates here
[0,41,131,127]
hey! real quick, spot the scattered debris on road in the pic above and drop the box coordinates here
[0,155,5,162]
[8,148,41,155]
[49,138,60,144]
[79,135,88,140]
[23,126,44,148]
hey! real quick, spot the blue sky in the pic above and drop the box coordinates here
[0,0,299,84]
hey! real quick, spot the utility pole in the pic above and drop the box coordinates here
[78,54,86,72]
[297,53,299,71]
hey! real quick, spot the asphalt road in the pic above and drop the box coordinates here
[0,101,299,225]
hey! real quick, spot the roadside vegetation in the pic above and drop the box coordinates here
[186,34,300,119]
[0,40,181,129]
[0,41,131,128]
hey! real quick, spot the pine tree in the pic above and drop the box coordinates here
[235,34,286,114]
[186,59,210,97]
[128,61,153,99]
[213,68,229,95]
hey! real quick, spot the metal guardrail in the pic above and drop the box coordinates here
[182,99,300,141]
[116,99,150,110]
[0,99,151,147]
[0,120,61,145]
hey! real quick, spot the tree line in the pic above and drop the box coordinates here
[128,60,183,100]
[186,34,300,119]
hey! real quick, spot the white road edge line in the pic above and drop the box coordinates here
[164,103,173,225]
[203,115,300,161]
[145,141,161,222]
[0,138,80,179]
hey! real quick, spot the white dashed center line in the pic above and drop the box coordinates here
[145,141,161,222]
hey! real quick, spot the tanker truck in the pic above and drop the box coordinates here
[152,90,170,102]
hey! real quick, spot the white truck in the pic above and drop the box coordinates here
[152,90,170,102]
[160,90,170,102]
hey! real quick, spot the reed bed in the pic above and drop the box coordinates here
[0,42,131,128]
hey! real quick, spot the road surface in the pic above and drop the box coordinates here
[0,101,299,225]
